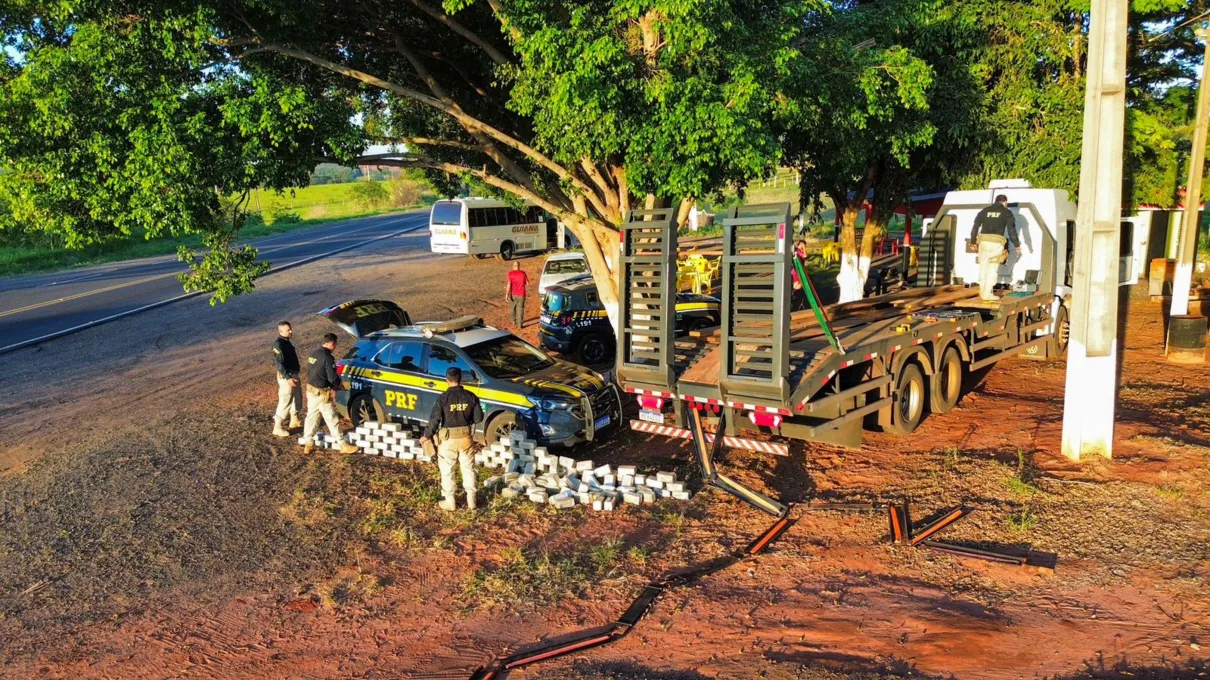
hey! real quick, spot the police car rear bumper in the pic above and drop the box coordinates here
[538,327,572,354]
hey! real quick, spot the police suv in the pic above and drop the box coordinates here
[538,276,721,364]
[319,300,620,447]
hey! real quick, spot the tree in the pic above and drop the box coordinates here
[782,0,983,302]
[0,0,822,318]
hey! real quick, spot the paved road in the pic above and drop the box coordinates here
[0,210,431,353]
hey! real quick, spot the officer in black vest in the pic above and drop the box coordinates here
[271,321,302,437]
[969,195,1022,301]
[422,367,484,511]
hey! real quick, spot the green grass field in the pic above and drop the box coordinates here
[0,181,435,278]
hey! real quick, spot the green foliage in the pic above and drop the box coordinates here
[348,180,390,208]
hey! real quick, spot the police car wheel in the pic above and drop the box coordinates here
[577,335,611,364]
[689,318,714,333]
[485,411,518,443]
[349,394,381,427]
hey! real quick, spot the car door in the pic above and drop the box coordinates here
[370,341,427,423]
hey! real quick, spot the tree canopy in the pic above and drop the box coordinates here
[1,0,822,310]
[0,0,1207,308]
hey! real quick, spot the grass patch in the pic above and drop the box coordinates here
[1155,485,1185,500]
[1006,504,1039,534]
[0,181,435,278]
[462,538,642,611]
[1003,450,1042,497]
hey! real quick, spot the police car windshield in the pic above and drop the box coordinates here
[463,336,555,379]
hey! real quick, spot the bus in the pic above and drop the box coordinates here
[429,197,554,261]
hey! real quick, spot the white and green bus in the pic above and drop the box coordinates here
[429,197,555,261]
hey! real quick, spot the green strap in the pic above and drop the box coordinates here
[793,255,845,354]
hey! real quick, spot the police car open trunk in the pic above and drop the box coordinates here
[318,300,411,338]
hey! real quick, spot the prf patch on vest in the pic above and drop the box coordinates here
[449,403,471,412]
[385,390,417,410]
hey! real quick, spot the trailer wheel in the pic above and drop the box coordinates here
[929,346,963,414]
[1048,305,1070,359]
[888,362,926,435]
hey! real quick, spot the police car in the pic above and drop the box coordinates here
[319,300,620,447]
[538,276,721,364]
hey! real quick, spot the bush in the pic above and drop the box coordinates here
[388,178,423,208]
[264,209,302,225]
[349,180,389,208]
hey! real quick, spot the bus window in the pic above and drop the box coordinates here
[431,201,462,225]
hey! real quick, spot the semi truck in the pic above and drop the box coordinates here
[613,181,1136,515]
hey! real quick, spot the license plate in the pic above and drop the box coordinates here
[638,409,663,424]
[540,314,552,325]
[594,414,612,430]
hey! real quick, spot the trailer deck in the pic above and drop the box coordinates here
[616,203,1060,454]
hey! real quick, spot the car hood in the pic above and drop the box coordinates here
[319,299,411,338]
[507,360,609,399]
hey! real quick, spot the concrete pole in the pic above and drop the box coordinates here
[1170,28,1210,319]
[1061,0,1128,461]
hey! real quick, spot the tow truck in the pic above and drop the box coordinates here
[614,181,1138,515]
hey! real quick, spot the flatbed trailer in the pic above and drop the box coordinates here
[614,204,1062,513]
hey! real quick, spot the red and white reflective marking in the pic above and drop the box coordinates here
[625,387,676,399]
[726,401,792,416]
[629,420,789,456]
[891,345,902,353]
[683,394,724,406]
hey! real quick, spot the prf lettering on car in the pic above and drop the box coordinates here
[353,303,390,318]
[384,390,417,410]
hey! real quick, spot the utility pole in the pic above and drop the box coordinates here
[1170,28,1210,321]
[1061,0,1128,461]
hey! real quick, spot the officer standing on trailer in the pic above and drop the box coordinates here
[421,367,483,512]
[272,321,303,438]
[302,333,360,455]
[968,194,1022,301]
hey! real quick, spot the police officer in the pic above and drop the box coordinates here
[421,367,483,511]
[302,332,359,455]
[968,194,1022,301]
[272,321,302,438]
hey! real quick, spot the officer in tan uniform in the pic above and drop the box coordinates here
[302,333,359,455]
[271,321,302,437]
[968,195,1022,301]
[421,367,483,511]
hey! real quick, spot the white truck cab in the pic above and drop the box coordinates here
[921,180,1138,350]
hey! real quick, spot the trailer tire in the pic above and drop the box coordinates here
[1048,305,1070,359]
[888,362,926,435]
[929,346,963,414]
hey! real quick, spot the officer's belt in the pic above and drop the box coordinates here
[440,426,473,439]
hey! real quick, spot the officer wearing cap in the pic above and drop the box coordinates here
[421,367,484,511]
[969,194,1022,301]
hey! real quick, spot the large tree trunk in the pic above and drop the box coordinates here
[835,203,868,303]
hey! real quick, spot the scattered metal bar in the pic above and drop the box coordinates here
[920,540,1028,566]
[908,507,968,546]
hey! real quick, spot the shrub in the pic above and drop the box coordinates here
[388,178,423,208]
[349,180,389,208]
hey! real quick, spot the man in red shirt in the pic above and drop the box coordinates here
[506,262,530,328]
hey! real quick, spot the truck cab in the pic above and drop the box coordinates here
[919,179,1138,352]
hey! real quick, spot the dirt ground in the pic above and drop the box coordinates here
[1,233,1208,680]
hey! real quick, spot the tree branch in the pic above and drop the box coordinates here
[406,0,511,66]
[372,136,482,152]
[248,44,607,210]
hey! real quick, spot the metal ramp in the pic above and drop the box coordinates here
[718,203,793,408]
[615,208,678,397]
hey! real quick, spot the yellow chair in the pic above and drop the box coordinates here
[820,242,841,265]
